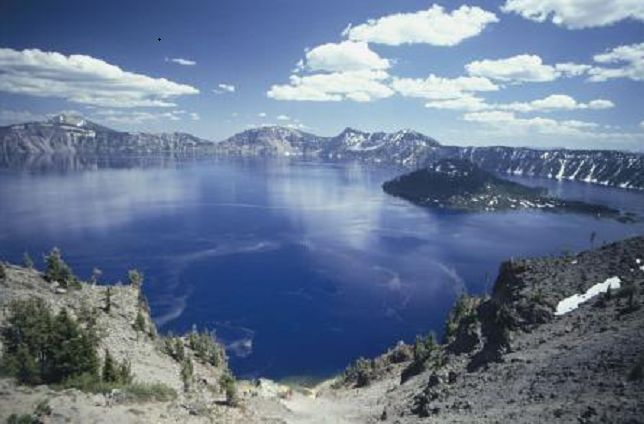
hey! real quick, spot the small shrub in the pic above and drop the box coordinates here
[188,326,225,367]
[34,399,51,417]
[174,338,186,362]
[44,247,75,288]
[180,358,194,392]
[336,357,374,388]
[133,310,147,335]
[0,262,6,281]
[6,414,38,424]
[128,269,144,289]
[443,295,479,344]
[104,287,112,313]
[219,373,239,407]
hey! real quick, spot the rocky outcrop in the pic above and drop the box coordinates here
[392,236,644,423]
[382,158,626,218]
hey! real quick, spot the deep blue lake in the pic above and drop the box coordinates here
[0,156,642,380]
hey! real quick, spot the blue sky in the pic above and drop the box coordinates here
[0,0,643,150]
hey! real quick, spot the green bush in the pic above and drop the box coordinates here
[188,326,225,367]
[0,299,99,385]
[44,247,75,288]
[443,295,479,344]
[133,310,147,335]
[180,357,194,392]
[128,269,144,289]
[219,373,239,407]
[6,414,38,424]
[335,357,374,388]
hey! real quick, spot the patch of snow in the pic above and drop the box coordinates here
[555,276,621,316]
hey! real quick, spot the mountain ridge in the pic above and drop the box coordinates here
[1,114,643,190]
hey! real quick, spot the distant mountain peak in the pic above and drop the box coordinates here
[49,113,87,127]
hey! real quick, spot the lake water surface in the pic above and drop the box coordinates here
[1,156,642,379]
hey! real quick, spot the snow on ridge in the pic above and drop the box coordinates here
[555,276,621,316]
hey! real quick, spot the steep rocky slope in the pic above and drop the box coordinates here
[1,237,642,423]
[2,116,642,190]
[0,265,288,423]
[320,235,644,424]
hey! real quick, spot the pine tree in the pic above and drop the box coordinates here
[174,338,185,362]
[180,357,194,392]
[102,349,117,383]
[0,262,5,281]
[134,309,146,337]
[104,287,112,313]
[219,373,239,407]
[44,247,75,288]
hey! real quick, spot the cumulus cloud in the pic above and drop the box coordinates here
[588,42,644,82]
[258,112,267,117]
[502,0,644,29]
[466,54,589,82]
[303,41,390,72]
[392,75,498,100]
[165,57,196,66]
[463,110,601,135]
[276,114,291,121]
[344,4,498,46]
[0,47,198,107]
[213,83,236,94]
[267,70,394,102]
[425,93,614,113]
[500,94,615,112]
[425,96,490,111]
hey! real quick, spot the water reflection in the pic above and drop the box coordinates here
[0,154,642,378]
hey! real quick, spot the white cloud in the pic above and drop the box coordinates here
[165,57,196,66]
[466,54,558,82]
[502,0,644,29]
[425,96,490,111]
[303,41,390,72]
[466,54,590,82]
[0,47,198,108]
[92,109,190,125]
[554,62,592,76]
[0,109,47,125]
[588,42,644,82]
[425,93,615,113]
[276,115,291,121]
[500,94,615,112]
[463,110,601,135]
[267,70,394,102]
[392,75,498,100]
[258,112,267,118]
[344,4,498,46]
[214,83,236,94]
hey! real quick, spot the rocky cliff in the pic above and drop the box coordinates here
[2,116,642,190]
